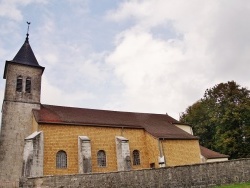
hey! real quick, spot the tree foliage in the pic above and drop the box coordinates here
[180,81,250,159]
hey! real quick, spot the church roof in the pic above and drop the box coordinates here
[200,146,229,159]
[4,35,44,78]
[33,104,199,140]
[12,35,42,67]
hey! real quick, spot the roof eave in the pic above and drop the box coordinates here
[173,122,192,126]
[206,156,229,159]
[158,137,199,140]
[3,60,45,79]
[36,121,199,140]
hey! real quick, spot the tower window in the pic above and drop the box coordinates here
[16,76,23,92]
[132,150,140,165]
[25,77,31,93]
[56,150,67,168]
[97,150,106,167]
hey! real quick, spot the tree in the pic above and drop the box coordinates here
[180,81,250,159]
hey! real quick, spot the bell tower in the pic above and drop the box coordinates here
[0,25,44,183]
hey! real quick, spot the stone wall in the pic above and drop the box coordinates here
[37,124,201,175]
[38,125,150,175]
[20,158,250,188]
[4,63,43,104]
[162,139,201,166]
[145,133,160,168]
[23,131,44,177]
[0,101,40,182]
[0,63,42,183]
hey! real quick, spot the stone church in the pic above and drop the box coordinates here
[0,33,228,184]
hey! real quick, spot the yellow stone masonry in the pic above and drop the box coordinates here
[38,124,151,175]
[36,123,201,175]
[162,140,201,166]
[145,133,160,168]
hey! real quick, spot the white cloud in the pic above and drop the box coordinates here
[107,1,216,30]
[41,76,95,107]
[105,0,250,118]
[0,0,47,21]
[1,0,250,121]
[0,2,22,21]
[106,30,207,117]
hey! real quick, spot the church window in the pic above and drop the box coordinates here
[56,150,67,168]
[25,77,31,93]
[132,150,140,165]
[97,150,106,167]
[16,76,23,92]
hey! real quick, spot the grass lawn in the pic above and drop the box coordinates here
[214,182,250,188]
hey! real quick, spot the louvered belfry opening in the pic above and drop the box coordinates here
[16,76,23,92]
[25,77,31,93]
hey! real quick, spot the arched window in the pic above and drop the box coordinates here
[97,150,106,167]
[132,150,140,165]
[56,150,67,168]
[16,76,22,92]
[25,77,31,93]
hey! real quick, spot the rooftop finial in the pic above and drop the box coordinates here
[26,21,31,42]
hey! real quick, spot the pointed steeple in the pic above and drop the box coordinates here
[12,23,42,68]
[4,23,44,78]
[12,34,41,67]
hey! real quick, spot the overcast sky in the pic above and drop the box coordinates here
[0,0,250,120]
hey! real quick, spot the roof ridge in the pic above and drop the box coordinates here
[41,104,179,119]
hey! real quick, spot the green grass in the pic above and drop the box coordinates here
[214,182,250,188]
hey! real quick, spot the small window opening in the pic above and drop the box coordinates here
[56,150,67,168]
[132,150,141,165]
[150,163,155,169]
[97,150,106,167]
[16,76,23,92]
[25,77,31,93]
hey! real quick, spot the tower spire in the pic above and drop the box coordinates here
[26,21,31,42]
[3,22,44,79]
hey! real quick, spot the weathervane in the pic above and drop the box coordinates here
[26,21,31,41]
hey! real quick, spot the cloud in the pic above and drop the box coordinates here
[106,29,207,117]
[0,0,47,21]
[105,0,250,118]
[107,0,214,30]
[1,0,250,121]
[41,76,95,107]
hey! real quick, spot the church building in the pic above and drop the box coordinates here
[0,32,227,184]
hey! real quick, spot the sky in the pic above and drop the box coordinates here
[0,0,250,120]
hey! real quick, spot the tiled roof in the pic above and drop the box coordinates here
[200,146,229,159]
[4,36,44,78]
[12,36,42,67]
[33,104,199,140]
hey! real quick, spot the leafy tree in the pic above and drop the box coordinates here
[180,81,250,159]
